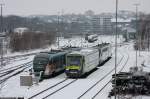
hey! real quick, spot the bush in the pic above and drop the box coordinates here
[9,32,56,52]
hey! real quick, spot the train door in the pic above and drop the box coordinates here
[80,56,84,73]
[54,55,62,72]
[53,57,59,71]
[43,58,52,76]
[102,47,107,61]
[101,48,105,62]
[49,57,56,74]
[99,49,102,64]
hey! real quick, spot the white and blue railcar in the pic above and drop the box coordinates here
[86,34,98,43]
[96,43,112,64]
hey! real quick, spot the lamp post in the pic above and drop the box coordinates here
[134,3,140,67]
[57,12,60,49]
[0,4,4,67]
[114,0,118,99]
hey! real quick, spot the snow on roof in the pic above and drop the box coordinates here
[88,34,98,39]
[69,48,97,56]
[111,18,131,23]
[133,71,147,77]
[21,71,30,76]
[80,48,94,53]
[127,28,136,33]
[14,27,29,34]
[123,27,136,33]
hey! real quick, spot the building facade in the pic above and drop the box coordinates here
[92,15,112,34]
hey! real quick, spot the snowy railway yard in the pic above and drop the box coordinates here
[0,35,150,99]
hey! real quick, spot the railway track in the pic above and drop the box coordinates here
[0,52,36,66]
[28,46,126,99]
[0,61,32,74]
[28,79,78,99]
[77,52,128,99]
[92,52,129,99]
[0,52,36,61]
[0,61,32,84]
[42,79,77,99]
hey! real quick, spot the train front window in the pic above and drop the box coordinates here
[33,58,49,65]
[67,56,81,66]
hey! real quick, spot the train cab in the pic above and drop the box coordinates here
[65,54,84,77]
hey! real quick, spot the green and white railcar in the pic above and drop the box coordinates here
[65,48,99,77]
[65,43,112,78]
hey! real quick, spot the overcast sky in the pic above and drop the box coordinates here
[0,0,150,16]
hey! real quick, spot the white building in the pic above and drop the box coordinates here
[14,27,29,34]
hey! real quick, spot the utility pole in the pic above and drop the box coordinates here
[0,4,4,68]
[114,0,118,99]
[0,4,4,32]
[61,9,64,38]
[134,3,140,67]
[148,27,150,51]
[57,12,60,49]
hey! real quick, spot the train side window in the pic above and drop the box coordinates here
[60,56,63,67]
[58,56,62,68]
[63,55,65,64]
[55,56,61,68]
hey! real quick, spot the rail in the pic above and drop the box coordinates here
[92,52,129,99]
[77,52,125,99]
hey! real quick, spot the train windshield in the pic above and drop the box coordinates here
[67,56,82,66]
[33,57,49,65]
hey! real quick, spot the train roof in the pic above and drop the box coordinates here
[93,43,111,48]
[34,50,67,59]
[96,43,110,47]
[61,46,81,52]
[67,48,98,56]
[88,34,98,39]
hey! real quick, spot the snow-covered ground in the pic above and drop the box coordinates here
[0,35,150,99]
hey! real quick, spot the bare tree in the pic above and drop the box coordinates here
[9,31,56,52]
[138,14,150,50]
